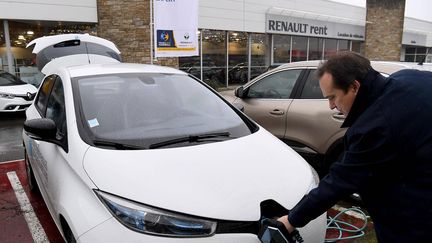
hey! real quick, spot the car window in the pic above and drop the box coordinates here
[45,77,67,139]
[247,69,302,99]
[299,70,324,99]
[74,73,253,148]
[35,75,56,115]
[0,71,26,86]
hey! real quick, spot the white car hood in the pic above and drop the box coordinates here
[83,129,313,221]
[0,84,38,95]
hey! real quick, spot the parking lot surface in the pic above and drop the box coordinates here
[0,160,63,242]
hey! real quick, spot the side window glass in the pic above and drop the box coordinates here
[248,70,302,99]
[35,75,56,115]
[46,78,67,139]
[300,70,324,99]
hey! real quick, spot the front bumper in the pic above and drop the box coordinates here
[0,97,33,112]
[77,213,326,243]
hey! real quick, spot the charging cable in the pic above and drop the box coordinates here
[324,207,368,242]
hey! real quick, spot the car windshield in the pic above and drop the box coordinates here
[75,73,253,148]
[0,71,26,86]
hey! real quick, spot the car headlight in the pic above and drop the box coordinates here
[0,92,15,99]
[96,191,217,237]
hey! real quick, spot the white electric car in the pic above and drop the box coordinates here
[23,34,326,243]
[0,70,38,112]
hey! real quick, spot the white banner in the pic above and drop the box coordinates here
[154,0,199,57]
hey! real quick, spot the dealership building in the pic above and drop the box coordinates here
[1,0,431,87]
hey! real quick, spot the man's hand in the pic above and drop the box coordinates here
[277,215,295,233]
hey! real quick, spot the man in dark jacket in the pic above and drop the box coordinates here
[278,52,432,242]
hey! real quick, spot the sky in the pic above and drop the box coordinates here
[329,0,432,22]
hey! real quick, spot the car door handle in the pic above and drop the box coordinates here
[332,112,346,120]
[270,109,285,115]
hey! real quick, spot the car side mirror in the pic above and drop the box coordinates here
[235,86,246,98]
[24,118,57,141]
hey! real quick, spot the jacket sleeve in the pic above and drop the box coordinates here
[288,111,397,227]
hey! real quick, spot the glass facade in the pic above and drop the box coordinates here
[228,32,248,85]
[250,33,270,80]
[324,38,337,59]
[308,37,323,60]
[351,41,362,53]
[202,30,226,88]
[179,31,201,80]
[273,35,291,63]
[0,20,96,87]
[291,36,308,62]
[338,40,350,52]
[404,46,431,63]
[179,29,364,89]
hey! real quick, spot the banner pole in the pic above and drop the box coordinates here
[150,0,154,64]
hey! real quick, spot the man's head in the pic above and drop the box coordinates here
[317,52,371,116]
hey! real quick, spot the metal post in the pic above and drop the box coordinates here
[322,39,326,60]
[289,36,292,63]
[150,0,154,64]
[225,31,229,88]
[3,20,15,75]
[200,30,203,81]
[270,34,274,65]
[248,34,252,82]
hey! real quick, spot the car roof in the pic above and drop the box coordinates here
[275,60,432,74]
[66,63,186,78]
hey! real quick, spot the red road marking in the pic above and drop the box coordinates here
[0,160,63,243]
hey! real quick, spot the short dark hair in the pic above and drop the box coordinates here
[317,52,371,93]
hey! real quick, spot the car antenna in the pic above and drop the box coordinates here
[418,47,431,66]
[84,42,91,64]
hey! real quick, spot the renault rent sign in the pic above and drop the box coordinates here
[266,14,365,40]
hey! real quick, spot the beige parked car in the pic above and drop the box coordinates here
[220,61,432,177]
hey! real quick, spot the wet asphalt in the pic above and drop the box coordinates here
[0,112,26,162]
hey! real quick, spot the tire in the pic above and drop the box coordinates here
[25,149,39,193]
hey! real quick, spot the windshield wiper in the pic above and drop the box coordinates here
[93,139,147,150]
[149,132,231,149]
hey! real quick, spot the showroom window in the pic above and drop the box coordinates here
[404,46,431,63]
[0,20,96,85]
[0,24,4,71]
[308,38,323,60]
[273,35,291,64]
[291,36,308,62]
[228,32,249,85]
[179,31,201,80]
[338,40,350,52]
[250,33,271,81]
[324,38,337,59]
[351,41,362,54]
[201,29,226,88]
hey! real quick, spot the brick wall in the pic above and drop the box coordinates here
[96,0,178,68]
[364,0,406,61]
